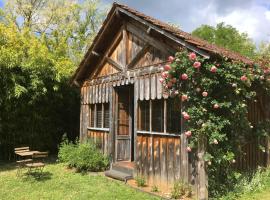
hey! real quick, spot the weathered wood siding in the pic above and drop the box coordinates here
[136,134,182,188]
[87,129,109,154]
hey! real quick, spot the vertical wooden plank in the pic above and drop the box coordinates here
[167,137,174,183]
[79,105,83,142]
[174,137,181,180]
[153,136,161,185]
[160,136,168,187]
[102,83,106,103]
[136,135,142,175]
[156,74,162,99]
[92,85,96,104]
[105,82,109,103]
[197,135,208,200]
[134,78,138,163]
[89,85,92,104]
[142,136,148,177]
[181,134,189,183]
[109,85,114,160]
[145,75,150,100]
[148,135,153,185]
[99,84,102,103]
[140,76,144,100]
[151,74,156,100]
[95,84,98,103]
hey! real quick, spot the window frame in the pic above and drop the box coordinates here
[88,103,110,131]
[137,98,181,136]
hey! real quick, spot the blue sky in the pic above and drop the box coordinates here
[1,0,270,44]
[101,0,270,44]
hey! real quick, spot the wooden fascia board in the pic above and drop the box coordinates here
[118,7,210,59]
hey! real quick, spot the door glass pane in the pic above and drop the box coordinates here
[118,90,130,135]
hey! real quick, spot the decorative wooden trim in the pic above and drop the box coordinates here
[106,57,123,71]
[118,8,210,58]
[87,127,110,132]
[127,43,150,69]
[137,130,181,137]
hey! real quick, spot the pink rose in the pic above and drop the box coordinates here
[181,94,188,102]
[193,61,201,69]
[181,73,188,80]
[264,69,270,74]
[182,112,190,120]
[161,71,168,78]
[189,52,196,60]
[240,75,247,81]
[210,66,217,73]
[164,64,171,71]
[184,131,192,137]
[202,91,208,97]
[186,146,192,152]
[168,56,174,62]
[171,77,177,83]
[159,78,164,83]
[213,104,219,109]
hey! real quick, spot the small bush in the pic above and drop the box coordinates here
[151,185,159,192]
[58,138,109,172]
[135,175,146,187]
[171,181,192,199]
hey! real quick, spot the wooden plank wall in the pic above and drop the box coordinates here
[87,130,109,155]
[136,133,182,189]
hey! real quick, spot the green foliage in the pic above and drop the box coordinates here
[135,175,146,187]
[162,50,270,197]
[58,139,109,172]
[0,0,106,160]
[219,168,270,200]
[171,181,192,199]
[151,185,159,192]
[192,22,256,58]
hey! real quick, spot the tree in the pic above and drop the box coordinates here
[192,22,256,58]
[0,0,107,160]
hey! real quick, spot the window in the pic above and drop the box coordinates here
[167,99,181,133]
[138,101,150,131]
[152,99,164,132]
[89,103,110,129]
[90,104,95,127]
[104,104,110,128]
[137,98,181,134]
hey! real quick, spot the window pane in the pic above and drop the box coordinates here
[90,104,95,127]
[97,104,102,128]
[138,101,150,131]
[167,98,181,133]
[152,99,164,132]
[104,103,110,128]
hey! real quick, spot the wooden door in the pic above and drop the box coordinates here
[115,85,134,161]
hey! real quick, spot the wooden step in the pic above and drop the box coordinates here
[105,169,133,183]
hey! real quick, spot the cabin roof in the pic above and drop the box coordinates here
[71,2,253,86]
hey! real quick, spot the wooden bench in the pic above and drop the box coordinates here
[26,152,48,177]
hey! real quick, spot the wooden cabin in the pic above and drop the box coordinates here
[71,3,270,199]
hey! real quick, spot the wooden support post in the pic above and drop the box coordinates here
[266,136,270,167]
[197,135,208,200]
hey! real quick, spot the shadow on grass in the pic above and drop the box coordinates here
[22,171,53,182]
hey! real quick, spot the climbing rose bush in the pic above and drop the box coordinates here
[160,50,270,196]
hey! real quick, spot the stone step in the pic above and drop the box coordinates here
[105,169,133,183]
[111,163,134,176]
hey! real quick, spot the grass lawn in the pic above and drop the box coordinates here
[0,162,159,200]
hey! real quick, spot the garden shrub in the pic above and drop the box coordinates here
[58,138,109,172]
[135,175,146,187]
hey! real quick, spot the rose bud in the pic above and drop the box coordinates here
[240,75,247,81]
[164,64,171,71]
[213,139,218,144]
[168,56,174,62]
[210,66,217,73]
[193,61,201,69]
[213,104,219,109]
[181,73,188,80]
[202,91,208,97]
[188,52,196,60]
[181,94,188,102]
